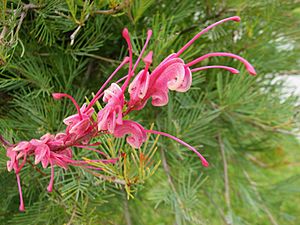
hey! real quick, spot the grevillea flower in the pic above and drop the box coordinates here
[0,16,256,211]
[127,52,152,110]
[114,120,147,148]
[53,94,96,141]
[97,83,125,132]
[127,16,256,110]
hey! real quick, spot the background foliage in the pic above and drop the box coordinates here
[1,0,300,224]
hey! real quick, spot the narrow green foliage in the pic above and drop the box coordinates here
[0,0,300,224]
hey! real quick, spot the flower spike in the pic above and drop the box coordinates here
[2,16,258,211]
[127,51,154,111]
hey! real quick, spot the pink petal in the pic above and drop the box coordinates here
[114,120,147,148]
[151,87,169,107]
[103,83,123,103]
[12,141,30,151]
[63,114,80,125]
[34,144,50,166]
[69,118,91,135]
[97,107,111,131]
[175,67,192,92]
[128,70,150,99]
[163,62,185,90]
[7,161,13,172]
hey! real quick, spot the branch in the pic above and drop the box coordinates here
[274,70,300,76]
[0,26,8,44]
[93,0,130,15]
[123,190,132,225]
[204,190,228,224]
[243,170,279,225]
[86,169,126,185]
[27,160,47,176]
[0,135,11,147]
[77,53,121,64]
[15,11,26,37]
[66,207,77,225]
[5,3,44,14]
[217,134,231,213]
[70,14,90,46]
[160,149,184,208]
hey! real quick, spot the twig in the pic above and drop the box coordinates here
[0,26,8,44]
[204,190,228,224]
[93,0,130,15]
[217,134,231,214]
[0,135,11,147]
[245,118,300,137]
[70,14,90,46]
[77,53,121,64]
[70,26,82,46]
[243,170,279,225]
[15,11,26,37]
[3,3,43,46]
[86,169,126,185]
[160,149,184,208]
[274,70,300,76]
[5,3,43,13]
[27,160,47,176]
[247,153,300,168]
[123,190,132,225]
[66,207,77,225]
[22,3,42,10]
[246,154,269,168]
[210,100,300,138]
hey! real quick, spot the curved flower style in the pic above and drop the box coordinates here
[0,16,256,211]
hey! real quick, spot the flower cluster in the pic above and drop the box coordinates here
[0,16,256,211]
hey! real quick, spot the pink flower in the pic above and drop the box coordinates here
[98,83,124,132]
[53,93,96,143]
[147,57,192,106]
[30,141,50,168]
[9,141,32,172]
[63,103,94,127]
[6,147,18,172]
[126,16,256,110]
[127,52,152,110]
[3,142,28,211]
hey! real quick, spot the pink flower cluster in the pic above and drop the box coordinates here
[0,16,256,212]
